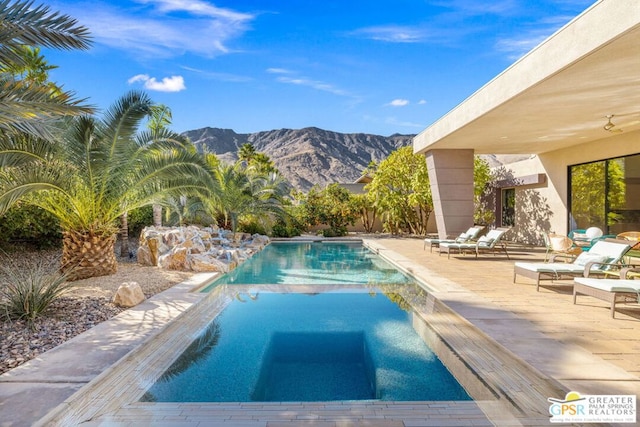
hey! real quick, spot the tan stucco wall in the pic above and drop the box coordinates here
[502,130,640,244]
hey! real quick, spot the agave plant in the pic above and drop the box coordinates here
[0,91,213,280]
[0,254,75,323]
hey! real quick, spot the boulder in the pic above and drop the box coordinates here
[158,246,189,270]
[189,254,230,273]
[112,282,145,307]
[136,225,270,272]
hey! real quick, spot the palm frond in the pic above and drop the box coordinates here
[0,132,54,167]
[0,0,91,64]
[98,91,152,146]
[0,77,93,138]
[0,159,71,216]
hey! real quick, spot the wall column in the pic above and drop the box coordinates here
[425,149,474,239]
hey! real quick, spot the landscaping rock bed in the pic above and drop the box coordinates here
[0,243,195,375]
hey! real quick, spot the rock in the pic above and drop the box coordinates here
[137,226,270,273]
[112,282,146,307]
[158,246,189,270]
[189,254,229,272]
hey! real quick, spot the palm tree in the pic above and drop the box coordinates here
[149,105,173,227]
[205,160,288,236]
[0,91,213,280]
[238,142,256,163]
[0,0,93,137]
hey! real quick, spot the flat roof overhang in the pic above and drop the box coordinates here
[414,0,640,156]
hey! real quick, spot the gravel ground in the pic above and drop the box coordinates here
[0,243,195,375]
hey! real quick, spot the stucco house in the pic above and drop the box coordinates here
[414,0,640,245]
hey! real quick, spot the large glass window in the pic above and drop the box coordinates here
[569,153,640,235]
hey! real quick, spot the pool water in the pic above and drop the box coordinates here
[200,241,413,289]
[142,289,471,402]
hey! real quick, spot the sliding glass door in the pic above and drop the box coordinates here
[569,154,640,235]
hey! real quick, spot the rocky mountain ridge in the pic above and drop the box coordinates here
[183,127,414,191]
[182,126,530,191]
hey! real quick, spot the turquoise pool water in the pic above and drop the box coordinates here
[141,242,471,403]
[200,241,413,290]
[142,289,471,402]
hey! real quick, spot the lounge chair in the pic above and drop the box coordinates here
[513,239,631,291]
[569,227,616,251]
[439,228,510,259]
[423,226,483,252]
[573,269,640,318]
[542,232,581,262]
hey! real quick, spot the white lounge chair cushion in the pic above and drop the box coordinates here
[516,240,630,273]
[515,262,587,273]
[574,278,640,293]
[573,252,608,266]
[586,240,629,260]
[440,228,506,250]
[572,232,588,241]
[425,226,483,244]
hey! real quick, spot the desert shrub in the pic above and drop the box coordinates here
[0,257,74,323]
[127,205,154,238]
[320,226,348,237]
[238,220,268,236]
[271,221,303,238]
[0,202,61,249]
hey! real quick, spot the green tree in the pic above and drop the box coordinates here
[0,0,92,137]
[302,184,358,237]
[204,160,288,236]
[365,146,432,235]
[238,143,277,174]
[3,46,57,88]
[0,91,212,280]
[349,193,377,233]
[473,156,495,225]
[238,142,256,163]
[161,195,213,226]
[570,160,625,229]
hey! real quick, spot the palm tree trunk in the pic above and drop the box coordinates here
[119,212,129,257]
[61,230,117,280]
[153,204,162,227]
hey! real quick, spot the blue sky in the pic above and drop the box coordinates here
[43,0,595,136]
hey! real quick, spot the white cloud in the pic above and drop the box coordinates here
[136,0,253,21]
[276,76,350,97]
[128,74,150,84]
[65,1,255,58]
[388,99,410,107]
[181,66,253,83]
[128,74,186,92]
[269,69,358,99]
[266,68,293,74]
[418,100,427,105]
[350,25,430,43]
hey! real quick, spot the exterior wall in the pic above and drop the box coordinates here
[499,130,640,245]
[425,149,475,239]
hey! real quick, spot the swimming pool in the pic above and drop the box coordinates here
[200,241,413,289]
[142,287,471,402]
[140,241,471,403]
[40,239,545,425]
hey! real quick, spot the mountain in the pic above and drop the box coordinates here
[182,127,414,191]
